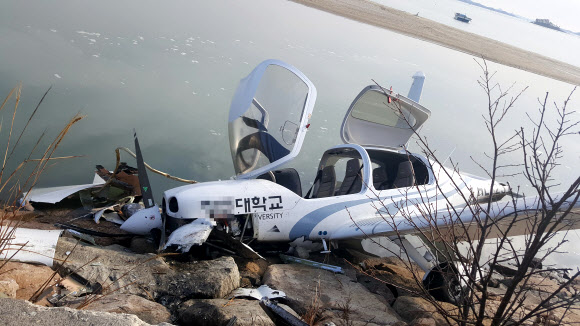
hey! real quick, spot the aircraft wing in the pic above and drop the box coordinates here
[330,192,580,241]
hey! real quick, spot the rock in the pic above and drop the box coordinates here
[356,274,396,305]
[494,264,518,277]
[522,275,561,294]
[410,317,436,326]
[263,264,402,325]
[0,279,18,298]
[55,237,239,304]
[0,262,56,300]
[360,257,423,294]
[82,294,171,324]
[178,299,274,326]
[0,298,173,326]
[54,237,172,297]
[240,277,252,288]
[393,296,457,326]
[156,256,240,306]
[530,257,543,270]
[235,258,268,286]
[487,276,503,288]
[486,286,507,300]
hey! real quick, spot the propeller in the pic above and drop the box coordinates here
[119,130,164,243]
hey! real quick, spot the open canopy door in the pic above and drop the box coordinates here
[228,60,317,179]
[341,85,431,150]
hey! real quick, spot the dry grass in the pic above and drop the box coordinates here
[0,85,84,270]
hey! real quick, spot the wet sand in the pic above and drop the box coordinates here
[291,0,580,86]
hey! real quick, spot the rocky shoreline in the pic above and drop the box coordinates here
[1,206,579,325]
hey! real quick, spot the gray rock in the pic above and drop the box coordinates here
[0,298,173,326]
[81,293,171,324]
[356,274,396,305]
[494,264,519,277]
[55,237,172,297]
[156,256,240,306]
[178,299,274,326]
[55,237,239,303]
[393,296,456,326]
[263,264,402,325]
[410,317,436,326]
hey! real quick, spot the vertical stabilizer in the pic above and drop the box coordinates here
[407,71,425,103]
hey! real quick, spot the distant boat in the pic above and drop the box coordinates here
[532,19,561,31]
[454,13,472,23]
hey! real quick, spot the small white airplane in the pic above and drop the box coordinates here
[156,60,579,302]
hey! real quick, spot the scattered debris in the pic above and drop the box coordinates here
[231,285,285,301]
[259,298,308,326]
[164,218,215,252]
[0,228,62,267]
[23,174,105,204]
[66,230,96,245]
[279,254,343,273]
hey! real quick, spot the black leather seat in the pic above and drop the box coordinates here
[312,166,336,198]
[337,159,363,195]
[372,167,389,190]
[392,161,415,188]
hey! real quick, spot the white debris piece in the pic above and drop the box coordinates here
[24,174,105,204]
[120,205,163,235]
[0,228,62,267]
[164,218,215,252]
[231,285,286,300]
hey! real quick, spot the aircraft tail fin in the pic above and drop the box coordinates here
[407,71,425,103]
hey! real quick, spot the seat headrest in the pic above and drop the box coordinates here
[345,159,361,174]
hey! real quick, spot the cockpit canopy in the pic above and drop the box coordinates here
[228,60,316,179]
[341,85,431,149]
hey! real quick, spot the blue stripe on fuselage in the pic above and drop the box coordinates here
[288,198,371,240]
[288,183,468,241]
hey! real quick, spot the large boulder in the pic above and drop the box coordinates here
[81,294,171,324]
[263,264,402,325]
[0,262,56,300]
[178,299,279,326]
[156,256,240,306]
[55,237,172,297]
[0,298,173,326]
[55,237,239,303]
[360,257,423,294]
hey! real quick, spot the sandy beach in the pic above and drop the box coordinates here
[291,0,580,86]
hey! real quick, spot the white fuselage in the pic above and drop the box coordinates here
[162,144,502,243]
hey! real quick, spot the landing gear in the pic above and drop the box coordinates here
[423,262,463,304]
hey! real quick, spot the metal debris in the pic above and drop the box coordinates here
[230,285,286,300]
[279,254,343,273]
[259,298,308,326]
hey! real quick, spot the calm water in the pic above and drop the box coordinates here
[1,0,578,268]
